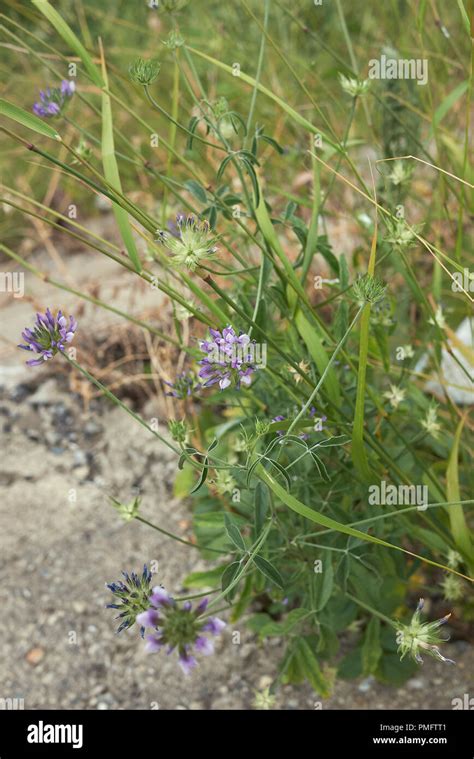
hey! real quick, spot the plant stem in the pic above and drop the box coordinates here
[286,304,364,436]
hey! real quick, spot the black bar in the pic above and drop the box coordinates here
[0,709,472,757]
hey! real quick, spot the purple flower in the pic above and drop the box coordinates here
[167,212,186,238]
[195,636,214,655]
[61,80,76,97]
[163,372,200,398]
[202,616,226,635]
[136,608,161,628]
[198,325,258,390]
[178,653,198,675]
[145,633,165,653]
[138,590,226,674]
[149,586,173,607]
[18,308,77,366]
[105,565,154,634]
[33,80,75,118]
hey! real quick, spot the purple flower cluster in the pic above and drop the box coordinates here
[106,565,153,635]
[163,371,200,399]
[166,212,186,238]
[198,326,257,390]
[137,588,225,675]
[33,80,75,118]
[18,308,77,366]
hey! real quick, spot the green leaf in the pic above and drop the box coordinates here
[194,511,246,554]
[189,460,209,493]
[259,134,284,154]
[338,647,363,680]
[280,640,306,685]
[253,555,284,589]
[376,652,417,686]
[221,561,241,592]
[224,513,246,552]
[456,0,471,36]
[294,309,341,407]
[431,81,468,132]
[230,575,253,622]
[1,99,61,141]
[361,617,382,676]
[246,612,273,633]
[184,179,208,204]
[339,254,350,289]
[410,527,449,555]
[32,0,104,88]
[254,481,270,536]
[254,180,308,301]
[446,417,474,568]
[295,638,332,697]
[312,560,334,611]
[260,609,309,638]
[316,236,340,275]
[183,565,225,588]
[100,51,142,272]
[173,464,195,497]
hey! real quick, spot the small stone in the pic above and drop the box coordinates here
[97,702,109,710]
[240,644,253,659]
[25,646,45,666]
[73,449,87,467]
[358,676,374,693]
[10,384,31,403]
[28,379,58,406]
[74,466,89,480]
[45,430,62,447]
[407,677,425,690]
[84,421,102,438]
[91,684,107,696]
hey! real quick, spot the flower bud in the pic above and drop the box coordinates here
[129,57,161,86]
